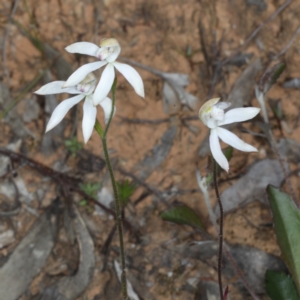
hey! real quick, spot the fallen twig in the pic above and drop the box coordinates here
[274,26,300,59]
[2,0,21,81]
[119,115,198,125]
[223,0,292,65]
[0,147,139,238]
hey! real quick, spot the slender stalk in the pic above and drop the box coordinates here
[94,80,128,300]
[213,159,224,300]
[196,169,260,300]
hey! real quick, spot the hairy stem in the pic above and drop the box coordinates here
[102,137,128,299]
[213,159,224,300]
[95,80,128,299]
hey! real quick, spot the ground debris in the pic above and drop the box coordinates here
[277,138,300,163]
[216,159,287,216]
[0,83,33,138]
[38,207,94,300]
[120,59,199,113]
[283,78,300,89]
[0,207,57,300]
[22,96,40,123]
[0,229,15,249]
[132,126,177,181]
[162,73,199,114]
[179,241,286,294]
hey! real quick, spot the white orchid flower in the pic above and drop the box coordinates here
[199,98,260,172]
[35,73,115,144]
[63,38,145,106]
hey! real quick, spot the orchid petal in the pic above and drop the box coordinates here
[215,102,231,110]
[46,94,85,132]
[64,61,107,87]
[82,96,97,143]
[113,62,145,98]
[93,63,115,105]
[219,107,260,126]
[99,97,116,124]
[217,127,258,152]
[206,118,218,129]
[210,128,229,173]
[65,42,99,57]
[35,81,79,95]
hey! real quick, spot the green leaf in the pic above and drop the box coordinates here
[79,182,101,200]
[267,185,300,294]
[259,63,285,94]
[64,137,83,157]
[79,200,88,206]
[94,119,104,138]
[117,180,136,207]
[269,99,283,120]
[265,270,300,300]
[160,205,204,230]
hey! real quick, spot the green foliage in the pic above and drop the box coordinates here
[267,185,300,294]
[94,119,104,138]
[269,99,284,120]
[186,45,193,57]
[78,199,88,206]
[79,182,101,201]
[265,270,300,300]
[259,63,285,94]
[64,137,83,157]
[78,182,100,212]
[160,204,204,230]
[267,63,285,93]
[117,180,136,207]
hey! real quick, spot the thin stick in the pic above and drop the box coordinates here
[196,167,261,299]
[213,159,224,300]
[2,0,21,81]
[119,115,198,125]
[0,146,139,240]
[223,0,292,65]
[274,26,300,59]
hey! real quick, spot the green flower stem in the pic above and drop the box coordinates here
[94,79,128,300]
[213,159,224,300]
